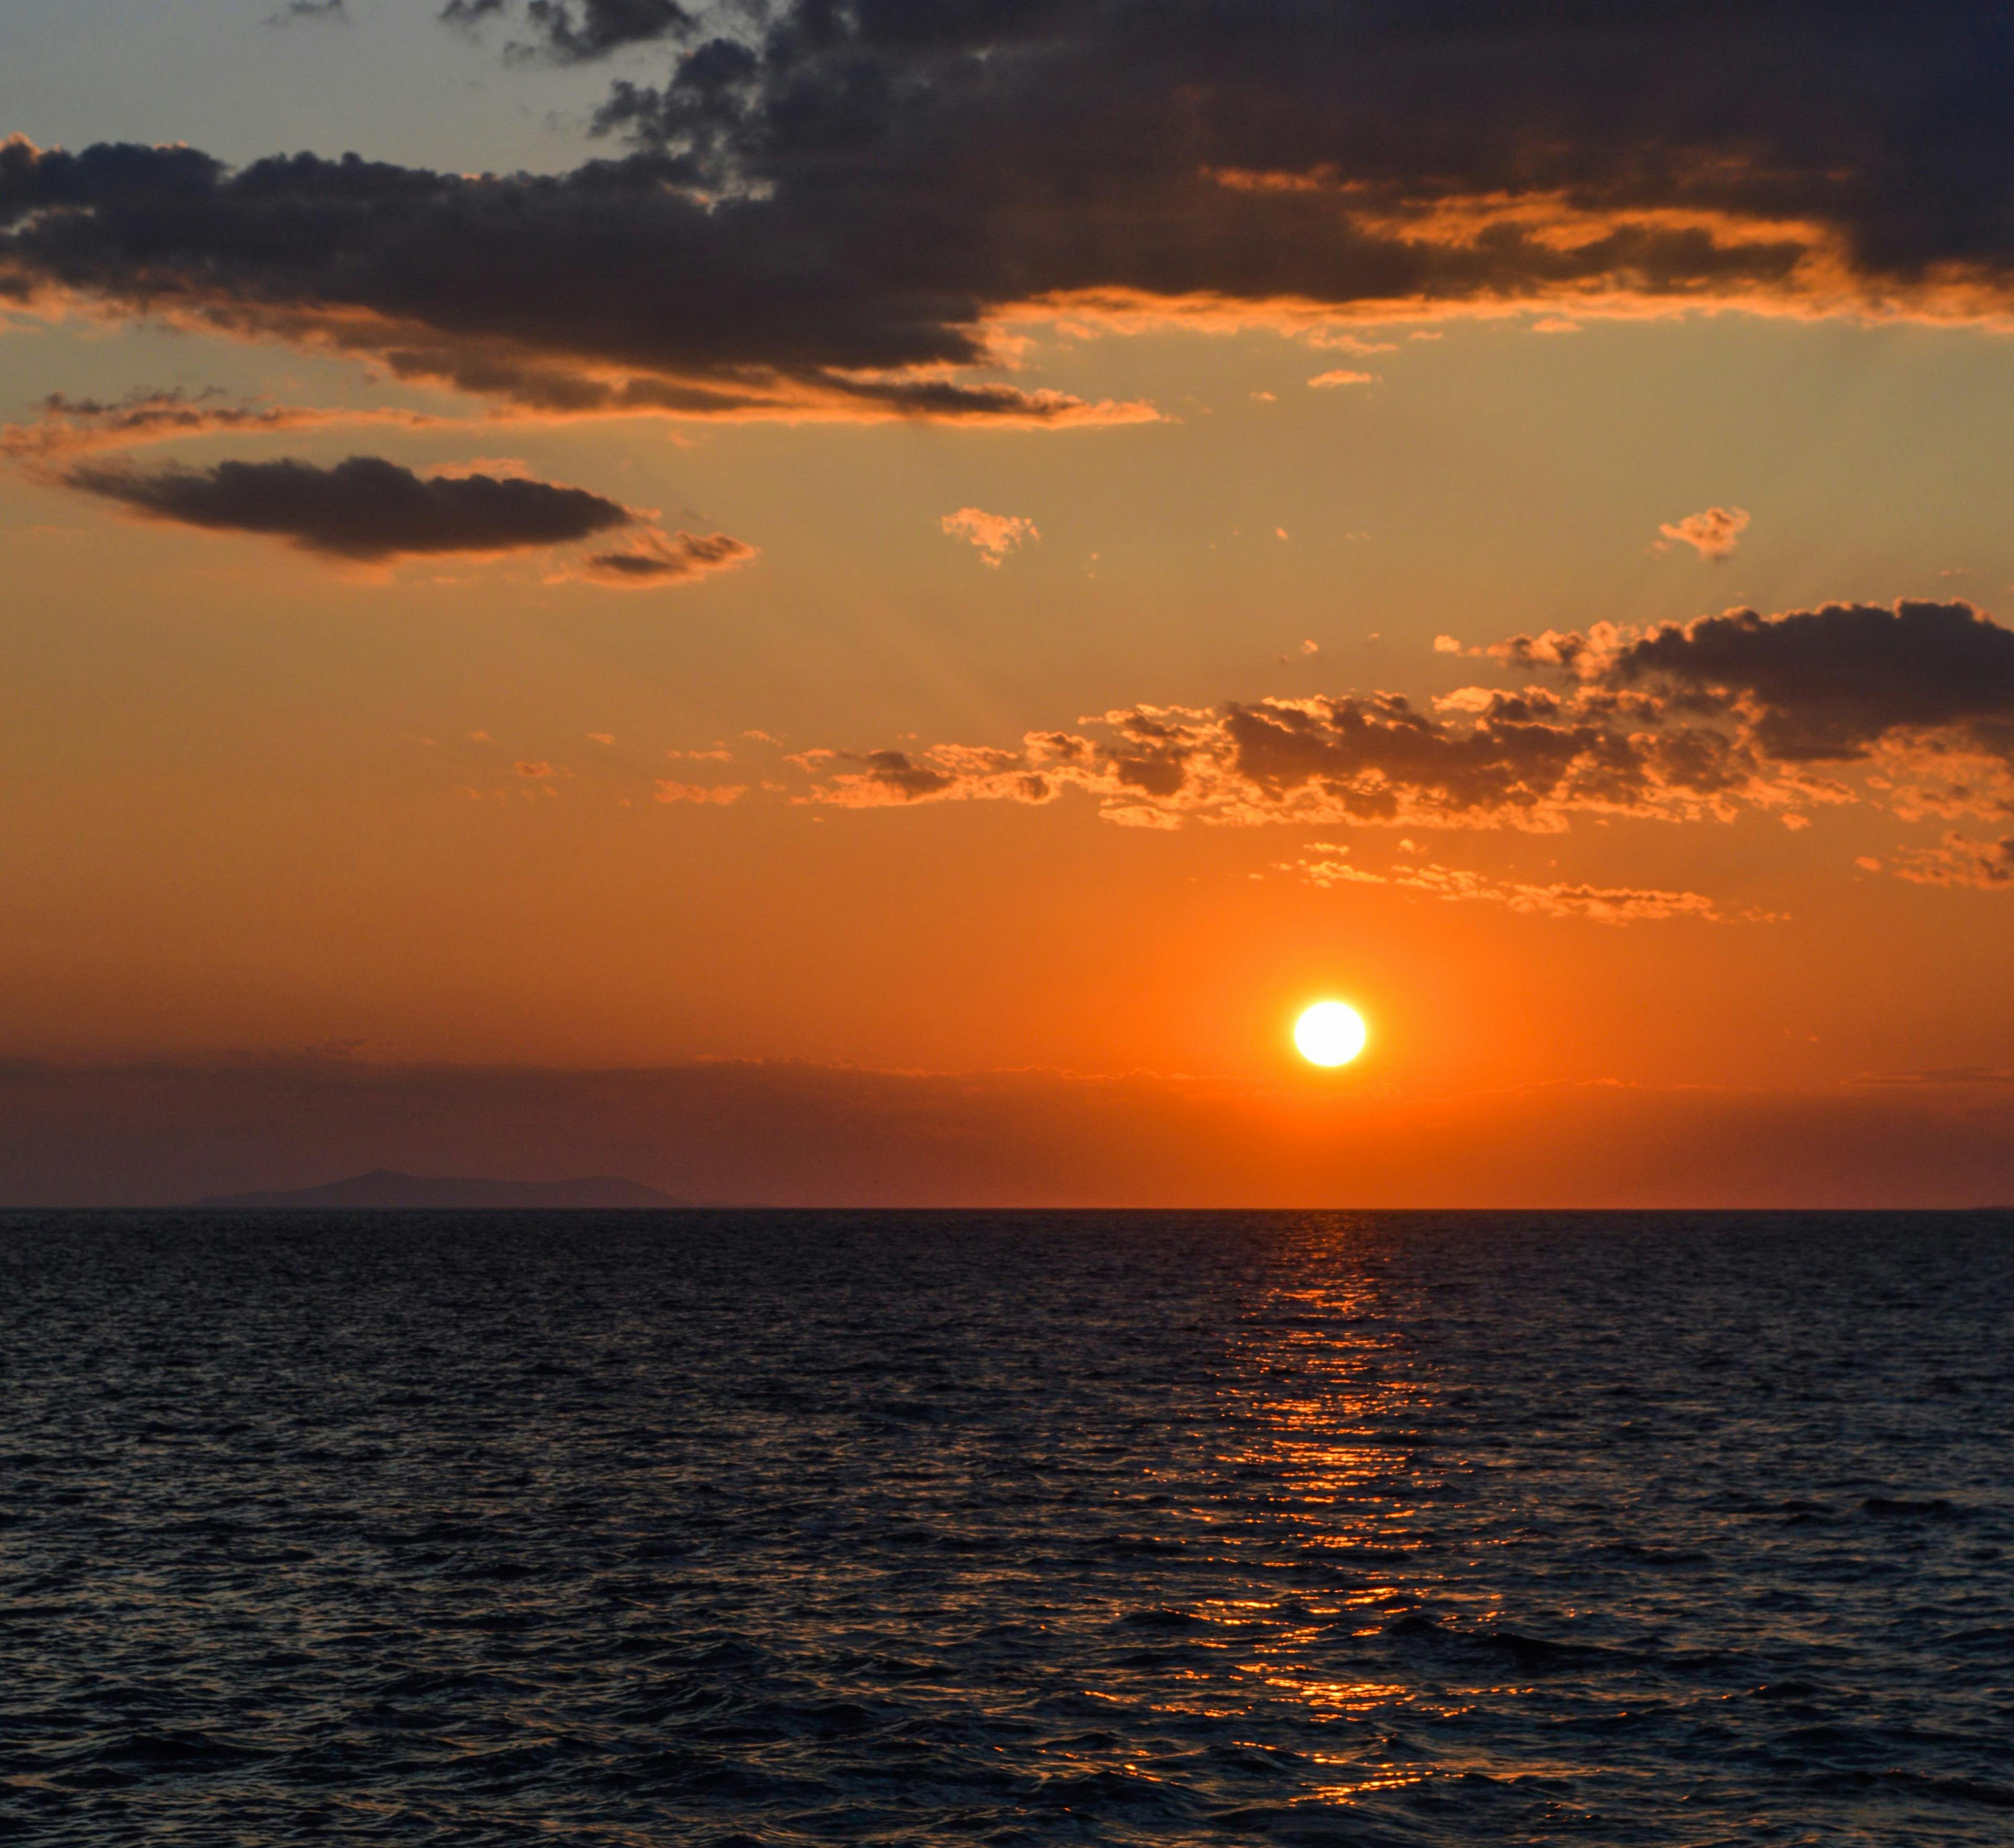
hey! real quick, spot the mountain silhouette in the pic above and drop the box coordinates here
[193,1169,686,1210]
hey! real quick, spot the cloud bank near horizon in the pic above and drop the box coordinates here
[4,1053,2011,1210]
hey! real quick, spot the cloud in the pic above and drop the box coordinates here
[16,8,2014,431]
[0,137,1152,426]
[9,399,765,585]
[802,686,1782,833]
[0,389,442,463]
[579,1,2014,344]
[653,779,744,803]
[941,506,1038,567]
[5,1056,2014,1209]
[1308,368,1378,388]
[514,760,555,777]
[1286,844,1726,922]
[60,452,642,561]
[1656,506,1750,559]
[569,526,755,586]
[1854,1064,2014,1088]
[440,0,692,61]
[1569,599,2014,762]
[1889,832,2014,888]
[794,599,2014,888]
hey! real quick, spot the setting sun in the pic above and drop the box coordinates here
[1294,1001,1368,1068]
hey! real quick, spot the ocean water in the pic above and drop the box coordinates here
[2,1211,2010,1846]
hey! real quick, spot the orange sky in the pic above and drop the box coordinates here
[4,3,2013,1202]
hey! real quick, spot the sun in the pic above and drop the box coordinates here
[1294,1000,1368,1067]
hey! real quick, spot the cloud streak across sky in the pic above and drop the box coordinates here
[797,602,2014,887]
[64,454,634,560]
[50,449,755,584]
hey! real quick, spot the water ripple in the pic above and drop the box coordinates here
[1,1209,2009,1844]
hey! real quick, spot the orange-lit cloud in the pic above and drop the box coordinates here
[802,690,1797,833]
[941,506,1039,567]
[1656,506,1750,560]
[653,780,746,805]
[1285,844,1728,923]
[795,601,2014,887]
[1889,832,2014,888]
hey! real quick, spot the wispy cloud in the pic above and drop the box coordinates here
[1284,844,1729,922]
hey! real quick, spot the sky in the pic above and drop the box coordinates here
[4,0,2014,1205]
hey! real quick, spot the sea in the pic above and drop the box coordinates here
[2,1210,2009,1845]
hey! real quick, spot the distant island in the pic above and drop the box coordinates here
[193,1170,689,1210]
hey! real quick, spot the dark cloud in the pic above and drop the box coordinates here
[589,0,2014,304]
[64,453,636,560]
[1510,601,2014,762]
[0,136,1145,423]
[442,0,696,61]
[573,526,757,585]
[9,6,2014,419]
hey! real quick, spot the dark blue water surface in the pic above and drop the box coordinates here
[2,1211,2010,1845]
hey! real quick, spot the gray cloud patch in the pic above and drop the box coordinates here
[442,0,695,61]
[574,526,756,584]
[64,454,636,560]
